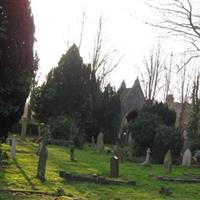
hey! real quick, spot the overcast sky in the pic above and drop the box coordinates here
[31,0,188,90]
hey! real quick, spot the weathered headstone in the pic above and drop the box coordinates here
[164,150,172,172]
[110,156,119,178]
[141,148,151,166]
[95,132,104,153]
[69,140,75,162]
[182,148,192,166]
[11,135,17,159]
[37,125,48,182]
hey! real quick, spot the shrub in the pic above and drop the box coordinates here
[152,125,182,163]
[129,112,162,156]
[49,115,74,140]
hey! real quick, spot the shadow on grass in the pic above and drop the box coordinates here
[14,159,37,190]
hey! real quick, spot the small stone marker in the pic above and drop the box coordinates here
[110,156,119,178]
[182,148,192,166]
[11,135,17,159]
[141,148,151,166]
[95,132,104,153]
[164,150,172,172]
[37,125,48,182]
[69,140,75,162]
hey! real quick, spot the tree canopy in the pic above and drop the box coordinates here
[0,0,35,141]
[31,44,120,143]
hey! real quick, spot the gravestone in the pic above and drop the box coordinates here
[182,148,192,166]
[95,132,104,153]
[11,135,17,159]
[110,156,119,178]
[69,140,75,162]
[36,137,43,155]
[141,148,151,166]
[164,150,172,172]
[37,125,48,181]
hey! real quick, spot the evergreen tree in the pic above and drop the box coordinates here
[0,0,35,141]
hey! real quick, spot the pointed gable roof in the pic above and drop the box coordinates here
[121,78,145,117]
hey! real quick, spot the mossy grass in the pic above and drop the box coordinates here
[1,138,200,200]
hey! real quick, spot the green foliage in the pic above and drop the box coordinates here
[188,75,200,152]
[31,45,120,143]
[0,1,35,141]
[97,84,121,143]
[143,102,176,126]
[152,125,182,163]
[129,102,178,159]
[49,115,74,140]
[129,112,162,156]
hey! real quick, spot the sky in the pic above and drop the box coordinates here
[30,0,188,90]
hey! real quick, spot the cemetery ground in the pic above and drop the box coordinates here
[1,140,200,200]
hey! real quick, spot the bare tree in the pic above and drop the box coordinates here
[163,52,173,102]
[91,16,123,87]
[147,0,200,68]
[78,10,86,50]
[175,56,192,128]
[140,44,165,102]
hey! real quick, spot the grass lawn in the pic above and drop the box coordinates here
[1,139,200,200]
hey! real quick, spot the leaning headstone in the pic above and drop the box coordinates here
[182,148,192,166]
[110,156,119,178]
[164,150,172,172]
[37,125,48,182]
[11,135,17,159]
[141,148,151,166]
[95,132,104,153]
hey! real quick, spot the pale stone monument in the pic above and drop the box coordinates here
[183,129,190,152]
[182,148,192,166]
[142,148,151,166]
[164,150,172,172]
[95,132,104,153]
[11,135,17,159]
